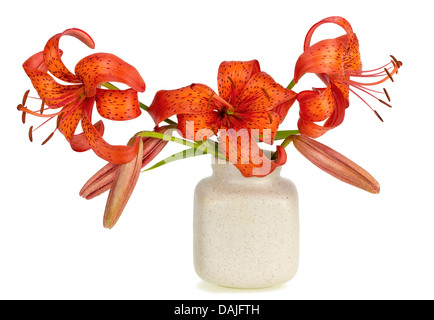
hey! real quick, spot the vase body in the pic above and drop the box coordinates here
[193,162,299,289]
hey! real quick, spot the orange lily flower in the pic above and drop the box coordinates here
[294,16,402,138]
[148,60,297,177]
[17,28,146,164]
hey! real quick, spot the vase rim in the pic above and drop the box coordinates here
[211,161,282,179]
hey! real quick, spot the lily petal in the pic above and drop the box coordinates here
[75,53,146,97]
[235,72,297,113]
[43,28,95,83]
[22,51,49,73]
[297,117,332,138]
[70,120,105,152]
[296,81,346,138]
[292,134,380,193]
[103,138,144,229]
[148,84,229,125]
[304,16,354,51]
[295,38,345,83]
[81,105,140,164]
[177,112,219,141]
[297,87,335,122]
[219,129,287,177]
[57,105,84,142]
[22,67,83,107]
[95,88,141,121]
[232,111,282,143]
[217,60,261,103]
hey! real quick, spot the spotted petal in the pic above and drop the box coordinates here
[234,72,297,113]
[148,84,230,125]
[75,53,146,97]
[231,111,282,144]
[219,129,287,177]
[43,28,95,83]
[217,60,261,103]
[70,120,105,152]
[23,62,83,108]
[80,107,140,164]
[57,105,84,142]
[177,112,219,141]
[95,88,141,121]
[296,82,346,138]
[295,38,346,83]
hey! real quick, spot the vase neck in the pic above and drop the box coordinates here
[211,162,282,182]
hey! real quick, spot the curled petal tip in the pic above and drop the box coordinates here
[62,28,96,49]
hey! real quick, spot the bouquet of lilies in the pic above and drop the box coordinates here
[18,17,402,228]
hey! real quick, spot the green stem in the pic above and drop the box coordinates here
[274,130,300,141]
[136,131,226,161]
[280,134,296,149]
[101,82,177,125]
[271,131,299,160]
[286,79,296,90]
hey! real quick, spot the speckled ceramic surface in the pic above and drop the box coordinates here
[193,162,299,289]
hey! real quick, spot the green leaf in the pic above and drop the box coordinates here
[144,146,208,172]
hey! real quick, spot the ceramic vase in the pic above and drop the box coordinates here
[193,162,299,289]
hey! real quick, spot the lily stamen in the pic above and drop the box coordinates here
[261,87,271,101]
[340,56,401,119]
[40,99,45,115]
[348,88,384,122]
[41,132,55,145]
[374,110,384,122]
[28,126,33,142]
[379,99,392,108]
[383,88,391,102]
[384,67,394,82]
[22,90,30,106]
[348,82,393,112]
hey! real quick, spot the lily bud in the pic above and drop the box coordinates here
[103,137,144,229]
[79,126,173,200]
[292,135,380,194]
[79,125,174,228]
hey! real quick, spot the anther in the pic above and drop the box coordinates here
[391,60,398,74]
[383,88,391,102]
[227,76,236,89]
[28,126,33,142]
[261,88,271,101]
[206,93,215,109]
[384,68,394,82]
[41,132,54,145]
[22,90,30,106]
[390,55,402,68]
[22,111,26,124]
[379,99,392,108]
[40,99,45,115]
[374,110,384,122]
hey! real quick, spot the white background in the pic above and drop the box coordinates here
[1,0,432,300]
